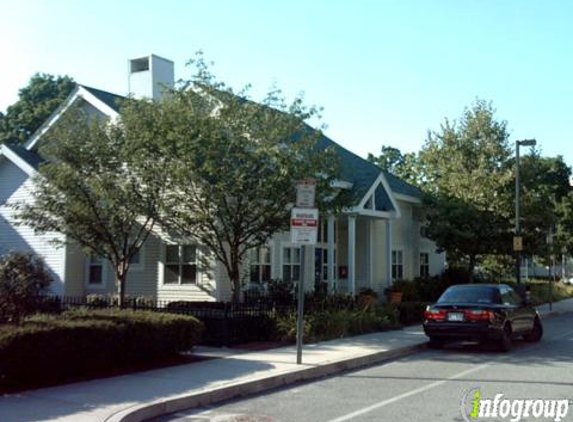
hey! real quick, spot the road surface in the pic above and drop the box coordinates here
[153,313,573,422]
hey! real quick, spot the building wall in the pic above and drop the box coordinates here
[0,159,66,294]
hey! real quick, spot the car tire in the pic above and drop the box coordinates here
[428,338,444,349]
[523,317,543,343]
[498,324,512,352]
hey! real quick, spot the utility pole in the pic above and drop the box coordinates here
[515,139,536,284]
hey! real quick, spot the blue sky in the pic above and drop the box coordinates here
[1,0,571,165]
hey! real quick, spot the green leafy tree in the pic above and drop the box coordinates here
[133,54,344,303]
[1,73,75,145]
[15,106,166,307]
[556,191,573,258]
[519,152,571,258]
[367,145,420,185]
[419,99,514,278]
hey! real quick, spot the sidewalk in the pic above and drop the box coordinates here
[1,299,572,422]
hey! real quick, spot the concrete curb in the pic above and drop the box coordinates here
[106,342,427,422]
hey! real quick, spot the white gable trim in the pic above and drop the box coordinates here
[25,85,80,150]
[394,193,422,204]
[78,87,120,120]
[25,86,120,150]
[350,172,401,219]
[0,144,37,176]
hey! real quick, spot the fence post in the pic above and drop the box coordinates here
[222,303,230,347]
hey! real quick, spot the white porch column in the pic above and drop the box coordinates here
[368,219,374,289]
[348,214,357,296]
[327,215,336,293]
[385,219,392,287]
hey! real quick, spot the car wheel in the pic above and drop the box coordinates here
[523,318,543,343]
[498,324,512,352]
[428,338,444,349]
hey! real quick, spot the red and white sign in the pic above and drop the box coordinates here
[296,178,316,208]
[290,207,319,244]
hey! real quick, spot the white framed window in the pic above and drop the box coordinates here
[249,246,271,284]
[282,246,301,282]
[164,244,198,285]
[85,255,106,288]
[420,252,430,278]
[315,247,337,283]
[392,250,403,280]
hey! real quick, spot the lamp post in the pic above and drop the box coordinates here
[515,139,536,284]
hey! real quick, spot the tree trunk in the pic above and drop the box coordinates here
[116,263,128,308]
[229,247,242,304]
[468,255,476,284]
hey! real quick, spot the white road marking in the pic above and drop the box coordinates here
[324,362,491,422]
[326,325,573,422]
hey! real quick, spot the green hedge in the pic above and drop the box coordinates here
[0,309,204,388]
[391,302,431,325]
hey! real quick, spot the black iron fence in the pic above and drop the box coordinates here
[35,292,366,346]
[37,295,300,346]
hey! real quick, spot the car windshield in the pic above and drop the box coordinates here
[437,286,501,304]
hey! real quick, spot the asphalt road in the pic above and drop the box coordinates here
[153,313,573,422]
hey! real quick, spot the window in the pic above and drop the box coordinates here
[392,250,403,280]
[420,253,430,278]
[315,247,336,283]
[164,244,197,284]
[249,247,271,284]
[88,256,103,285]
[283,246,301,282]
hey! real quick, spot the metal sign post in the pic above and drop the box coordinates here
[296,244,305,365]
[292,178,318,365]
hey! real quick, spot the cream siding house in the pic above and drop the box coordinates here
[0,54,445,302]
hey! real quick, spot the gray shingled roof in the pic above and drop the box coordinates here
[316,132,422,204]
[81,85,124,112]
[4,144,44,170]
[56,85,422,204]
[382,170,423,199]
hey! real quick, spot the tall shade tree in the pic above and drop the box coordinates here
[419,99,514,279]
[367,145,420,186]
[130,54,343,303]
[15,106,166,307]
[557,191,573,258]
[519,152,572,258]
[0,74,75,145]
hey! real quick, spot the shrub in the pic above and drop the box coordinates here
[0,252,52,323]
[85,294,157,309]
[389,280,421,302]
[273,305,399,343]
[86,293,108,307]
[392,302,431,325]
[0,309,203,388]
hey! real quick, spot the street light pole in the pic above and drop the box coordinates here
[515,139,536,285]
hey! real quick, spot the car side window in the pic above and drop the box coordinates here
[508,287,524,305]
[500,286,520,306]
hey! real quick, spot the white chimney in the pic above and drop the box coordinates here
[128,54,174,100]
